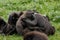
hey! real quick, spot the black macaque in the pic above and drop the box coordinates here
[23,10,55,35]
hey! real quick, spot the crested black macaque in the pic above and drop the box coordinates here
[23,10,55,35]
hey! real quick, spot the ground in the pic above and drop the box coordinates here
[0,0,60,40]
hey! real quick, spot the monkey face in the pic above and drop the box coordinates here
[8,12,19,25]
[12,13,19,23]
[23,10,35,20]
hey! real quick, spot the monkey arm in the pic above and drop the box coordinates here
[16,19,24,35]
[23,18,37,26]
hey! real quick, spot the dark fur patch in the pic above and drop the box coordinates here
[24,31,48,40]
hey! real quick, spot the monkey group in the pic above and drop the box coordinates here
[0,10,55,40]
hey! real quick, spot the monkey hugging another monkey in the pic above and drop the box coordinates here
[16,10,55,36]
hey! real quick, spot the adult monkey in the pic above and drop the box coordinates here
[16,10,37,35]
[23,10,55,35]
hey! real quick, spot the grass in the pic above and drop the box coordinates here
[0,0,60,40]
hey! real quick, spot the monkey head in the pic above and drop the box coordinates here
[20,10,36,21]
[8,12,19,25]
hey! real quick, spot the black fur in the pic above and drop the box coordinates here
[24,31,48,40]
